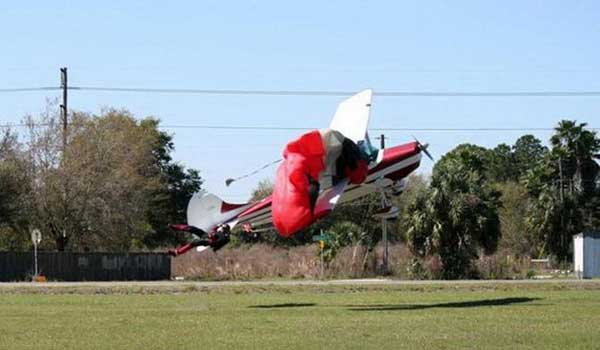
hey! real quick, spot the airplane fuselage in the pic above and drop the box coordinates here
[231,140,422,230]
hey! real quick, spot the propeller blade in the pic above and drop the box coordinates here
[422,146,434,161]
[412,135,434,161]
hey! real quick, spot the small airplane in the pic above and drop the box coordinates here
[168,89,432,256]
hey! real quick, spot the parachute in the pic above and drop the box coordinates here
[272,129,369,236]
[272,130,325,236]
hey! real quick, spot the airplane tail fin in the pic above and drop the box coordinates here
[329,89,372,143]
[186,190,250,232]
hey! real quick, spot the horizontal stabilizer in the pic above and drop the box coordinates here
[187,190,251,233]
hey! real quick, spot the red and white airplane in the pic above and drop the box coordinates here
[169,89,431,255]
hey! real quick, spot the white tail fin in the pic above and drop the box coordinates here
[187,191,251,232]
[329,89,373,143]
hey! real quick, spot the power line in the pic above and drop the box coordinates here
[141,125,600,132]
[160,124,310,130]
[0,87,59,92]
[68,86,600,97]
[4,86,600,97]
[4,122,598,132]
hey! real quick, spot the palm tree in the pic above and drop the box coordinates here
[550,120,600,195]
[404,144,502,279]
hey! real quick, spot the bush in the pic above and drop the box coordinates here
[474,252,534,279]
[173,243,436,280]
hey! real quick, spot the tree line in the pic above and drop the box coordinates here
[1,105,599,280]
[0,105,202,251]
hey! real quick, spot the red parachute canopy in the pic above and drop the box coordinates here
[272,130,325,237]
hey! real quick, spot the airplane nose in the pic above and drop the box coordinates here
[412,136,434,161]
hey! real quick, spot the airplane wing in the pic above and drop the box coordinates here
[236,179,348,231]
[236,183,350,237]
[329,89,372,143]
[236,196,273,229]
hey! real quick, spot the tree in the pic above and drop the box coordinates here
[48,109,164,251]
[140,118,203,248]
[22,106,202,251]
[486,136,547,258]
[525,120,600,261]
[0,128,30,250]
[513,135,548,179]
[403,186,433,257]
[496,182,534,257]
[394,174,429,244]
[488,143,515,182]
[550,120,599,195]
[250,179,273,202]
[404,144,502,279]
[22,105,68,250]
[527,189,581,261]
[487,136,548,183]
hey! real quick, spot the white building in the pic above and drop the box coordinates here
[573,232,600,279]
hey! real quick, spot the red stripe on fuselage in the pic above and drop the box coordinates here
[221,201,249,213]
[369,141,420,174]
[238,197,272,218]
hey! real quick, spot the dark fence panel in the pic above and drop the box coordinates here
[0,252,171,281]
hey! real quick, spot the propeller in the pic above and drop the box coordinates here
[412,135,434,161]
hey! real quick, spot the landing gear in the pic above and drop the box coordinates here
[372,180,401,220]
[373,179,404,275]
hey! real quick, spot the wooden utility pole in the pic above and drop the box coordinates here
[59,67,68,251]
[379,134,389,274]
[60,67,68,151]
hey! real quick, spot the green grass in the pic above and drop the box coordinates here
[1,282,600,349]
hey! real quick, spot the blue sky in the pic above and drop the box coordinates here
[1,1,599,201]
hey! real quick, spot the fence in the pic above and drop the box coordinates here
[0,252,171,281]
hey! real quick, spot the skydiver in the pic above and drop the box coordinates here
[167,224,231,257]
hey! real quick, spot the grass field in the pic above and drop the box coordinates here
[1,281,599,349]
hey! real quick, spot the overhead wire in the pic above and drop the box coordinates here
[69,87,600,97]
[2,86,600,97]
[0,87,59,92]
[1,85,599,131]
[1,122,598,132]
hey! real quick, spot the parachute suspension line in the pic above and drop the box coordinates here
[225,158,282,186]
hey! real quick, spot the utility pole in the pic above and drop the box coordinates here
[59,67,68,251]
[60,67,68,151]
[379,134,388,274]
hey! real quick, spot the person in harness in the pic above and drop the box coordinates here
[271,128,372,236]
[167,224,231,256]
